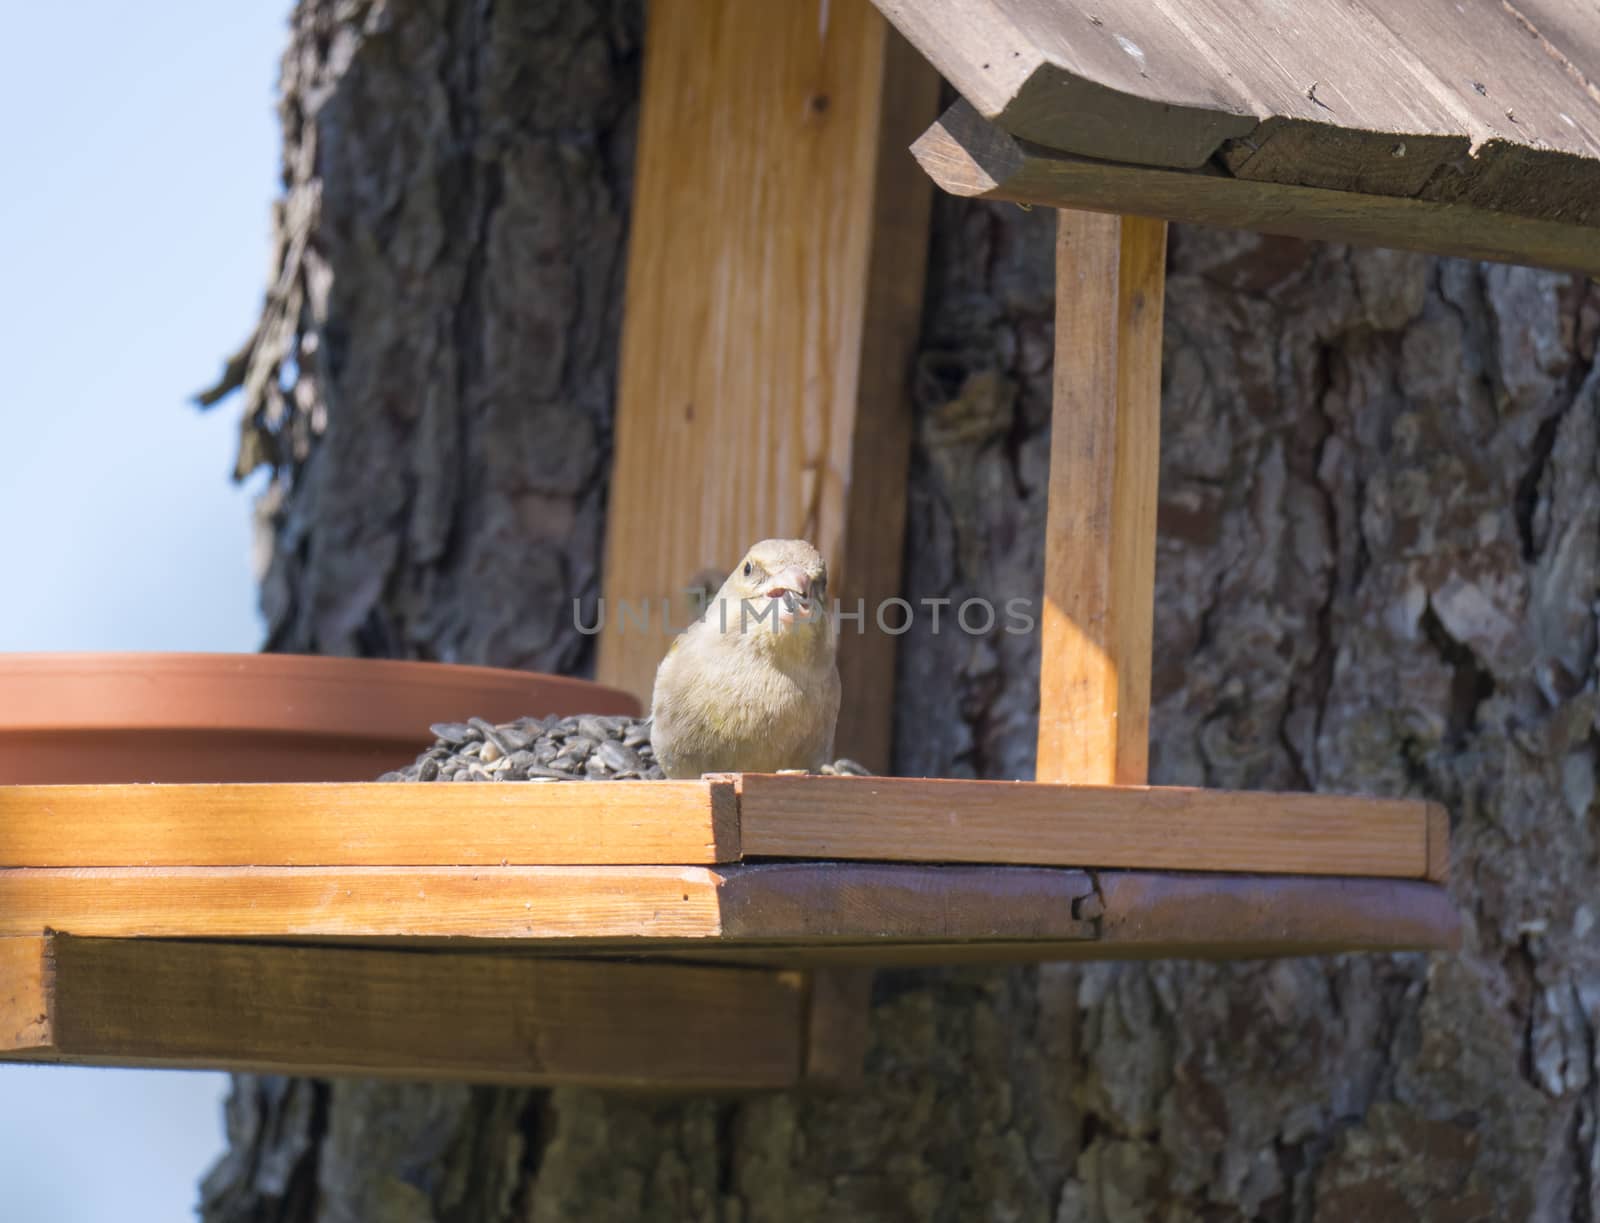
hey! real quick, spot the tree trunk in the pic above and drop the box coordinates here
[201,1,1600,1219]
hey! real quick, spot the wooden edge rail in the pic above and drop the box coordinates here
[910,99,1600,279]
[0,863,1097,945]
[0,779,740,867]
[1091,873,1460,958]
[691,872,1460,965]
[731,775,1445,881]
[0,864,1456,961]
[0,775,1448,879]
[0,934,802,1090]
[0,872,1456,1083]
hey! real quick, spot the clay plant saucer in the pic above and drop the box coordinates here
[0,652,641,784]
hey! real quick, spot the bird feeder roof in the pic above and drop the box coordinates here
[876,0,1600,273]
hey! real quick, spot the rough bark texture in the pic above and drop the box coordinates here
[202,0,638,672]
[201,0,1600,1219]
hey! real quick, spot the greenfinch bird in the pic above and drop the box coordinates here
[650,539,841,778]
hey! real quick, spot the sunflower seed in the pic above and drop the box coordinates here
[388,711,874,785]
[576,716,611,743]
[598,740,643,774]
[498,726,534,751]
[429,722,474,745]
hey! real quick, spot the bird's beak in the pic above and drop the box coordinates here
[766,567,817,625]
[765,567,811,601]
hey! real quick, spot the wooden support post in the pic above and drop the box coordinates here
[1037,213,1168,786]
[800,967,873,1089]
[597,0,938,775]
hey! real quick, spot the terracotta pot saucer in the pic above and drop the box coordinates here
[0,652,640,784]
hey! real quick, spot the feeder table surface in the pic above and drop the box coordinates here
[0,774,1454,1088]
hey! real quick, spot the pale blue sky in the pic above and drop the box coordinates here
[0,3,288,1218]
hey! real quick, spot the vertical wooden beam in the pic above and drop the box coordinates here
[1036,214,1167,786]
[833,30,941,773]
[800,966,873,1089]
[598,0,938,774]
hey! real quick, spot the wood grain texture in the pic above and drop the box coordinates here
[1093,874,1461,957]
[0,865,730,942]
[697,875,1458,962]
[1365,0,1600,223]
[12,936,803,1089]
[0,776,1451,882]
[801,967,873,1088]
[712,862,1095,942]
[0,780,737,866]
[0,862,1095,947]
[1183,0,1470,195]
[833,26,942,772]
[1037,212,1165,786]
[597,0,938,773]
[914,100,1600,277]
[736,774,1434,878]
[873,0,1256,167]
[875,0,1600,223]
[0,937,50,1051]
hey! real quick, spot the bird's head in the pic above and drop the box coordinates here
[710,538,831,649]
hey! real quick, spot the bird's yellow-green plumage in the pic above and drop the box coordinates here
[649,539,841,779]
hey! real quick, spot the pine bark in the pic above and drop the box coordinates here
[202,1,1600,1218]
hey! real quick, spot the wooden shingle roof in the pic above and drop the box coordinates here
[876,0,1600,272]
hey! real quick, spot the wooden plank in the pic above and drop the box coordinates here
[691,874,1458,961]
[696,873,1459,961]
[1093,873,1461,957]
[913,100,1600,278]
[873,0,1258,167]
[1173,0,1470,194]
[833,26,942,773]
[872,0,1600,222]
[1370,0,1600,226]
[1037,212,1164,786]
[735,774,1432,878]
[8,936,802,1089]
[660,941,1113,966]
[0,780,737,866]
[0,862,1095,945]
[0,864,1457,985]
[0,937,50,1051]
[714,862,1095,941]
[597,0,938,773]
[0,865,729,942]
[1500,0,1600,99]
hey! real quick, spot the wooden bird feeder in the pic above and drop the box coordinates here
[10,0,1595,1089]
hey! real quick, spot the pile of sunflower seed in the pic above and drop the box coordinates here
[379,714,871,782]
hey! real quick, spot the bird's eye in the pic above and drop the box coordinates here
[742,561,753,577]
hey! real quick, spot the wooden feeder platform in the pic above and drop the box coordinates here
[0,775,1454,1088]
[8,0,1548,1091]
